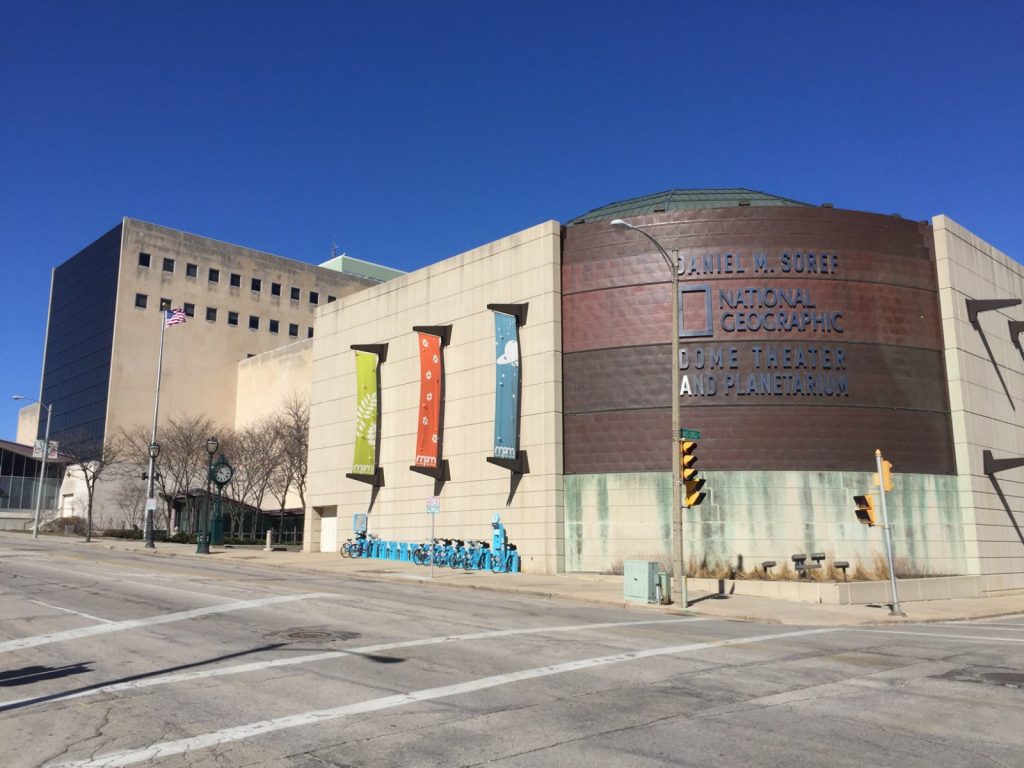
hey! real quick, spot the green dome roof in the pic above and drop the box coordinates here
[568,188,810,224]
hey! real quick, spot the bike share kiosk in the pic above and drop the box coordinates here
[489,513,520,573]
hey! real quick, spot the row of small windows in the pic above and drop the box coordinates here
[137,252,336,304]
[134,294,313,337]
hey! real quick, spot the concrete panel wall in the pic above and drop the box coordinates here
[235,339,312,427]
[307,222,564,572]
[106,218,377,441]
[16,403,39,445]
[565,470,964,576]
[934,216,1024,591]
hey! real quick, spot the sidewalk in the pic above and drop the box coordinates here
[16,533,1024,626]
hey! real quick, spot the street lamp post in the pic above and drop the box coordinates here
[145,441,159,549]
[12,395,53,539]
[609,220,688,609]
[197,436,218,554]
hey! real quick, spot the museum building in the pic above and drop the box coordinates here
[304,190,1023,595]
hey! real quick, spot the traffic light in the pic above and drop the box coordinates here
[873,460,893,491]
[679,440,706,507]
[854,494,876,526]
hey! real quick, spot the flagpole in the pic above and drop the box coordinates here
[144,311,168,549]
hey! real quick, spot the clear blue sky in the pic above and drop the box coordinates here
[2,1,1022,439]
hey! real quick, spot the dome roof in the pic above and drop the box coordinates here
[568,188,810,224]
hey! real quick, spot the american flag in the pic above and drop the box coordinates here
[164,307,187,328]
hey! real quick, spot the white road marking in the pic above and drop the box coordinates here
[0,617,709,710]
[28,600,115,624]
[0,593,334,654]
[855,628,1024,643]
[46,627,833,768]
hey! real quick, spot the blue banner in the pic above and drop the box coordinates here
[493,312,519,459]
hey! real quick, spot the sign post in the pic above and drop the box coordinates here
[426,496,440,578]
[875,449,904,616]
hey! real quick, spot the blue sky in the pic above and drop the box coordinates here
[2,1,1022,439]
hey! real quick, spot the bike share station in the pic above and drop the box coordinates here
[340,507,521,574]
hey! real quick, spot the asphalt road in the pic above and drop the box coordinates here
[1,539,1022,768]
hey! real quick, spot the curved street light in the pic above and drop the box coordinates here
[609,220,687,609]
[11,395,53,539]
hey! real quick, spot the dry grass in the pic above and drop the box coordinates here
[605,551,947,582]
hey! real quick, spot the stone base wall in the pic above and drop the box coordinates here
[565,470,965,576]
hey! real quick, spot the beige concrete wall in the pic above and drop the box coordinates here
[16,403,39,445]
[106,218,377,440]
[307,221,564,572]
[235,339,312,427]
[934,215,1024,593]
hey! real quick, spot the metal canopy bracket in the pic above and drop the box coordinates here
[983,450,1024,475]
[966,298,1021,328]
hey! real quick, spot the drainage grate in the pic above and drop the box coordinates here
[266,627,360,643]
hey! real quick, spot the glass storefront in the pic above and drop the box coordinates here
[0,441,64,511]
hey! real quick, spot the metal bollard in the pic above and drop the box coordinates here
[658,572,671,604]
[265,530,273,551]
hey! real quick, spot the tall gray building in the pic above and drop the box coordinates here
[23,218,400,454]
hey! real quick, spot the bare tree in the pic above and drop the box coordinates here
[112,469,147,530]
[267,418,294,533]
[121,414,222,535]
[227,418,279,537]
[278,394,310,511]
[58,432,126,543]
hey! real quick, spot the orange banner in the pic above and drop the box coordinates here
[415,333,442,467]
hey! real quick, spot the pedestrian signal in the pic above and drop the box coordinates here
[854,494,876,526]
[872,460,894,492]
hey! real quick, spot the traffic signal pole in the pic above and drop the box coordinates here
[875,449,904,616]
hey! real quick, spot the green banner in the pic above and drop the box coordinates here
[352,350,379,475]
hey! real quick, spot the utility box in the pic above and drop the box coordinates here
[624,560,659,603]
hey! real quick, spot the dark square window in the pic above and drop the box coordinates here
[251,277,262,292]
[206,307,217,322]
[138,252,151,268]
[186,263,198,278]
[269,319,279,334]
[271,282,281,296]
[230,273,241,288]
[290,287,300,301]
[288,323,298,337]
[309,291,319,305]
[135,293,148,309]
[209,268,220,283]
[327,295,337,303]
[228,311,239,326]
[160,297,172,311]
[162,258,174,273]
[307,327,314,338]
[183,303,195,317]
[249,315,259,330]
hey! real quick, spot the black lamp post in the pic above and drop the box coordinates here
[197,436,218,554]
[145,441,159,549]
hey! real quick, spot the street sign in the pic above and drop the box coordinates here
[679,429,701,440]
[32,440,58,459]
[426,496,441,515]
[145,498,157,512]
